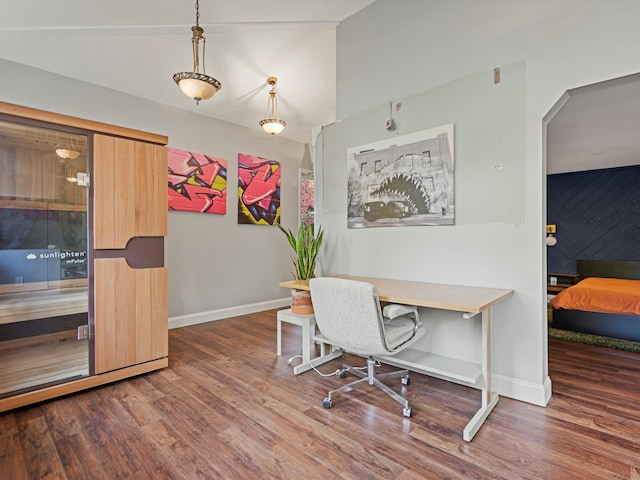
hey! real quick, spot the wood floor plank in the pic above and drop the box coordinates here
[17,413,68,480]
[1,311,640,479]
[49,433,97,480]
[140,418,227,479]
[0,413,30,480]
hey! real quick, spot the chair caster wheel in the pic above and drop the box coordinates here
[401,375,410,385]
[403,407,412,417]
[322,398,333,409]
[339,370,347,378]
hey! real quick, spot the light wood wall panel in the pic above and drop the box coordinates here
[134,141,153,235]
[114,137,136,248]
[93,134,116,248]
[15,149,40,199]
[94,258,168,374]
[132,142,169,237]
[0,144,86,206]
[94,134,167,249]
[0,146,16,198]
[41,151,57,201]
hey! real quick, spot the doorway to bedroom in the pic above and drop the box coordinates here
[544,72,640,349]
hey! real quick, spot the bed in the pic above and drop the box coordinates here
[550,260,640,342]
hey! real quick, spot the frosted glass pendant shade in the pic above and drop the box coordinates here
[55,148,80,159]
[173,72,221,104]
[260,119,286,135]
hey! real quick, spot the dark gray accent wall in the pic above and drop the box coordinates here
[547,165,640,274]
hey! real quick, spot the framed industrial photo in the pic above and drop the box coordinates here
[347,124,454,228]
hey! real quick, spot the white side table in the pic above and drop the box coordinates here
[276,308,341,375]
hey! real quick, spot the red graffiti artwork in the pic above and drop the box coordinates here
[168,147,227,214]
[237,153,281,225]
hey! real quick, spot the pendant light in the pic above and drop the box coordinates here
[55,133,80,160]
[56,148,80,160]
[173,0,221,105]
[259,77,286,135]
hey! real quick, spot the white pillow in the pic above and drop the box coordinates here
[383,303,418,319]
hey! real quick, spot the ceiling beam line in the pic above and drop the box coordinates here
[0,20,340,33]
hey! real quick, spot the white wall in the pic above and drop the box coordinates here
[327,0,640,405]
[0,58,305,323]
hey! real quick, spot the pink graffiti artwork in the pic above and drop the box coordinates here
[237,153,281,225]
[167,147,227,214]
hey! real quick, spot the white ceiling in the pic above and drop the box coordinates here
[547,72,640,175]
[0,0,375,144]
[3,1,638,170]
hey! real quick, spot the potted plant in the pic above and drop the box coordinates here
[275,221,324,314]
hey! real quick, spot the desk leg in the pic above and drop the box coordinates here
[463,307,499,441]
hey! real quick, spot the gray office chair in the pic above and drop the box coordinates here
[309,277,426,417]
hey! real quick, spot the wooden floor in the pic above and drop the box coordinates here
[1,309,640,479]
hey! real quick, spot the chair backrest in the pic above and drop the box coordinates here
[309,277,391,356]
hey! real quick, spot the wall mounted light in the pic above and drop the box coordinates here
[259,77,286,135]
[546,224,557,247]
[173,0,221,105]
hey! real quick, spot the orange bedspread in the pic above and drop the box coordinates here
[550,277,640,315]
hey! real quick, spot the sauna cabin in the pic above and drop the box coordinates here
[0,102,168,412]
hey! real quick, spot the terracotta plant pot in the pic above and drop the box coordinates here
[291,289,313,314]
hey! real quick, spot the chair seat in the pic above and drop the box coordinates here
[383,315,418,350]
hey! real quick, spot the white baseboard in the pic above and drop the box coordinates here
[493,374,552,407]
[169,297,291,330]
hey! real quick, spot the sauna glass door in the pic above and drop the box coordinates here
[0,119,89,397]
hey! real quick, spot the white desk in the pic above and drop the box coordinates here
[280,275,513,441]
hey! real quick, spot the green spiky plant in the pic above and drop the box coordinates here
[275,221,324,280]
